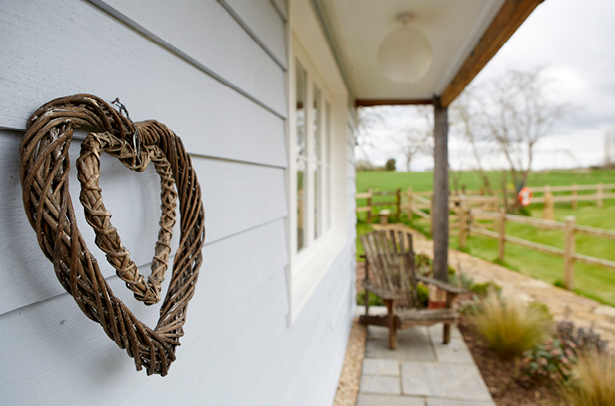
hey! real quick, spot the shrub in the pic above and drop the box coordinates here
[470,281,502,297]
[553,279,565,288]
[458,296,482,316]
[560,351,615,406]
[528,301,554,323]
[414,254,432,276]
[521,338,576,383]
[449,272,474,290]
[474,292,552,360]
[556,321,608,355]
[416,283,429,308]
[356,290,384,307]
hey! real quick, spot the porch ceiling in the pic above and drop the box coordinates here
[317,0,543,106]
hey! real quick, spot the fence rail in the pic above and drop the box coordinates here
[463,209,615,290]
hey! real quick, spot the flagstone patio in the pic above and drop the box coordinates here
[355,306,495,406]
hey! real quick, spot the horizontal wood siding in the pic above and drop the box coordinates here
[93,0,286,115]
[0,0,286,167]
[0,0,354,404]
[219,0,287,67]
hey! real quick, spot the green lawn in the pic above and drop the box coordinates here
[356,170,615,306]
[356,169,615,193]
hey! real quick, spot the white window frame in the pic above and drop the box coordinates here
[293,50,332,258]
[286,0,349,325]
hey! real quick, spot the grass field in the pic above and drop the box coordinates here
[356,170,615,306]
[356,169,615,193]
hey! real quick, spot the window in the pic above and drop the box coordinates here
[294,58,332,254]
[287,3,349,323]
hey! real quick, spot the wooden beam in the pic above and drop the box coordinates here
[432,97,449,282]
[355,98,433,107]
[440,0,544,107]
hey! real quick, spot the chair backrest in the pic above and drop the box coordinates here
[360,230,418,308]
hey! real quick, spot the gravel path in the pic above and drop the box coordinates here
[333,319,367,406]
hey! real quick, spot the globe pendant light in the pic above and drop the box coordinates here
[377,12,432,84]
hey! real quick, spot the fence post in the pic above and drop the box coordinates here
[407,186,413,219]
[396,188,401,220]
[459,195,467,249]
[543,191,555,222]
[571,184,578,209]
[564,216,576,290]
[367,188,373,224]
[597,183,604,208]
[498,208,506,262]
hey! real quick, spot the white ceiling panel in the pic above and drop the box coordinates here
[323,0,506,100]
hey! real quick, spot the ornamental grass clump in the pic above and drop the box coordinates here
[560,351,615,406]
[474,292,552,360]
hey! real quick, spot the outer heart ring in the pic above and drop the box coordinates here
[19,94,205,376]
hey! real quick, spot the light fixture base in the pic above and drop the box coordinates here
[396,12,415,26]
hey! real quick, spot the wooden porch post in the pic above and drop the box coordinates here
[433,97,449,282]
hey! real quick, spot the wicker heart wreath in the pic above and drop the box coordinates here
[19,94,205,376]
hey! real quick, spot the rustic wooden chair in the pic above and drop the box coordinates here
[359,230,465,349]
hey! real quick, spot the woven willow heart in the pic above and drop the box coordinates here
[19,94,205,376]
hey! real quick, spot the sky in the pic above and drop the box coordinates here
[357,0,615,172]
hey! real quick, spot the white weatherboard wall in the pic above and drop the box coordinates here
[0,1,356,405]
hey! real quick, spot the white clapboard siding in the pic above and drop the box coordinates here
[0,133,286,315]
[347,162,357,180]
[220,0,287,67]
[0,0,286,168]
[93,0,286,116]
[0,242,354,406]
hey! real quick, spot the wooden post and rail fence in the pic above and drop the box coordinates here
[458,208,615,290]
[356,182,615,291]
[356,183,615,225]
[356,186,498,234]
[510,183,615,209]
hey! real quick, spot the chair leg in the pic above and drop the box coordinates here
[443,323,451,344]
[385,300,397,350]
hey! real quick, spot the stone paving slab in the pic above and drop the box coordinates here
[426,398,496,406]
[363,358,400,376]
[359,321,495,405]
[366,326,436,361]
[401,361,491,401]
[360,374,402,395]
[357,394,425,406]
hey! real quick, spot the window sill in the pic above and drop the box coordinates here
[288,234,346,325]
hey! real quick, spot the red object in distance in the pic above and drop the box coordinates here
[518,187,533,207]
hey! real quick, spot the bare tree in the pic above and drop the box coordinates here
[355,106,388,167]
[395,128,428,171]
[450,87,494,194]
[479,68,568,188]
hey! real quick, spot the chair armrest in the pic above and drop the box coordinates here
[362,280,402,300]
[416,276,466,294]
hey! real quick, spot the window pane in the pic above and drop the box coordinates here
[313,86,321,160]
[297,159,307,251]
[296,62,307,156]
[326,167,331,230]
[314,165,320,238]
[326,101,331,165]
